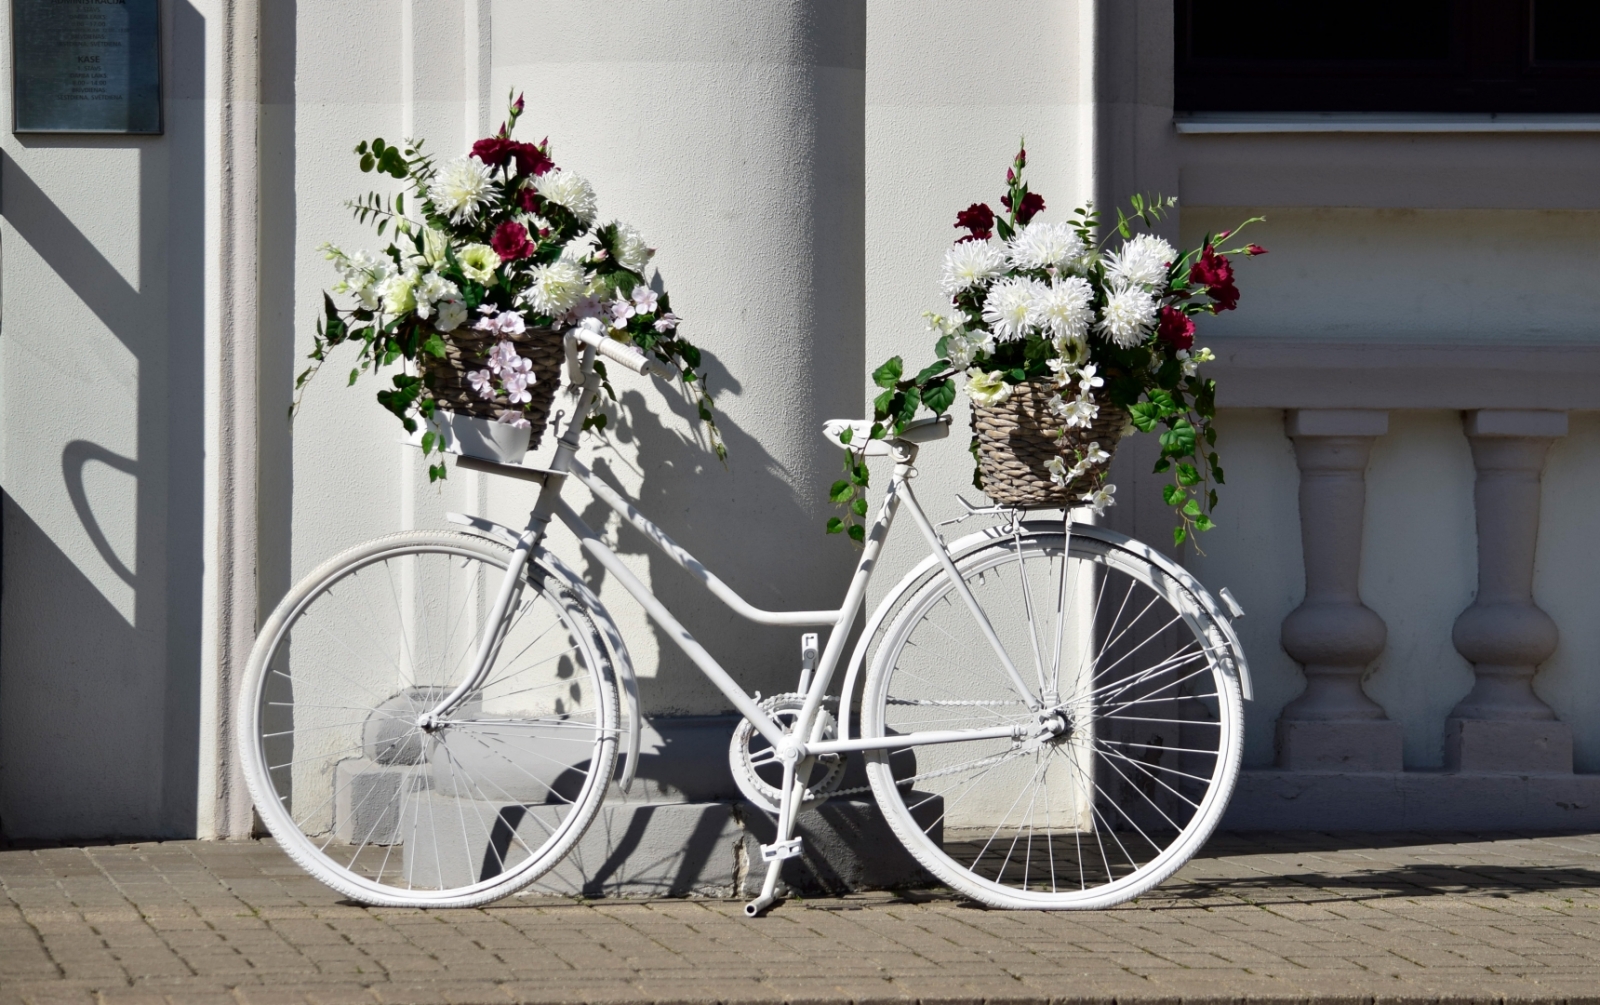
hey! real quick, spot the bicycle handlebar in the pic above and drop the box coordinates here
[567,327,675,380]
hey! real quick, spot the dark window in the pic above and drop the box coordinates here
[1175,1,1600,113]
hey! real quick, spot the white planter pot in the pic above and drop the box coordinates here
[429,410,532,465]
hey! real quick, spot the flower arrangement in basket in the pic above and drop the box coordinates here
[300,94,722,477]
[830,145,1263,547]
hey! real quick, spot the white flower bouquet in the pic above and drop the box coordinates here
[831,145,1264,546]
[301,93,722,478]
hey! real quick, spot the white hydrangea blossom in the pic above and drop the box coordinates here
[413,272,460,320]
[527,259,586,315]
[1034,276,1094,342]
[611,222,651,272]
[322,244,395,311]
[535,169,598,223]
[428,157,499,225]
[1006,221,1086,272]
[981,276,1046,341]
[434,298,467,332]
[1104,233,1176,290]
[939,241,1006,295]
[1095,283,1158,348]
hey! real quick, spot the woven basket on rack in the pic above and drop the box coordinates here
[972,378,1130,508]
[421,326,565,443]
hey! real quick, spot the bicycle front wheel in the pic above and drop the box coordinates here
[861,526,1243,909]
[239,531,619,908]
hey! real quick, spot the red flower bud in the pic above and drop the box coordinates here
[512,93,526,115]
[1245,244,1268,256]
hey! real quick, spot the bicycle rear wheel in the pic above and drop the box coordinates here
[239,531,618,908]
[860,525,1243,909]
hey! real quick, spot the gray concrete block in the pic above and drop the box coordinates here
[1276,719,1404,772]
[1223,769,1600,830]
[1445,717,1573,773]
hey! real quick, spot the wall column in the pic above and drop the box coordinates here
[1277,410,1403,771]
[1447,410,1570,773]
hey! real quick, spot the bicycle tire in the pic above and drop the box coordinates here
[860,526,1244,909]
[238,531,619,908]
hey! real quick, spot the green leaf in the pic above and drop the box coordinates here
[1182,498,1202,518]
[1173,525,1188,547]
[922,378,955,415]
[893,387,921,429]
[829,480,854,504]
[847,524,865,543]
[1162,484,1186,507]
[1128,402,1162,433]
[1176,463,1201,486]
[429,462,447,482]
[421,430,436,455]
[872,387,895,418]
[872,356,904,389]
[912,360,948,385]
[1146,389,1177,413]
[851,497,869,517]
[1159,420,1197,457]
[348,368,360,386]
[1194,514,1216,532]
[826,517,845,534]
[838,426,853,445]
[422,334,447,358]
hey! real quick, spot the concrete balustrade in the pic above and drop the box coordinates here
[1447,409,1572,773]
[1276,409,1405,772]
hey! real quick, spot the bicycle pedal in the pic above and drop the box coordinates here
[760,838,803,862]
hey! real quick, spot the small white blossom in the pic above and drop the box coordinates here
[611,222,652,272]
[609,296,637,329]
[1052,393,1099,429]
[981,276,1046,342]
[945,331,982,369]
[413,272,460,319]
[653,311,682,333]
[1034,276,1094,342]
[1081,484,1117,516]
[501,369,533,405]
[1046,455,1069,487]
[475,309,527,338]
[939,241,1006,296]
[434,298,467,332]
[535,169,598,223]
[1095,283,1158,348]
[1178,346,1215,377]
[1104,233,1176,290]
[967,369,1013,407]
[428,157,499,226]
[468,369,495,399]
[1081,441,1111,466]
[1006,221,1086,272]
[1077,363,1105,393]
[527,259,587,316]
[496,411,531,429]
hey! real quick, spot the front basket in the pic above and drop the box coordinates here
[972,379,1129,508]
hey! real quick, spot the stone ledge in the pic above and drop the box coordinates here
[1225,769,1600,830]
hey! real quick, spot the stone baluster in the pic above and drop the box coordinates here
[1277,410,1404,771]
[1447,410,1571,773]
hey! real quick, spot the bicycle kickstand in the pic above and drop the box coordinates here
[744,759,804,917]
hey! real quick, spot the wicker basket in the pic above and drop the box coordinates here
[972,378,1130,508]
[421,326,565,444]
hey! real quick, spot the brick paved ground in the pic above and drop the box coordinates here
[1,833,1599,1005]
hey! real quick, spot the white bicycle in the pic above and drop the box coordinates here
[239,327,1253,913]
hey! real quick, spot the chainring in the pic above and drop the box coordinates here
[728,692,846,813]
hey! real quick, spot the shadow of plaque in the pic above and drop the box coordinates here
[12,0,161,134]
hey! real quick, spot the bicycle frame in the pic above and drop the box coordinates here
[426,345,1056,767]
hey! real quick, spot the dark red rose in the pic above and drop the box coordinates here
[954,202,994,242]
[1244,243,1268,256]
[1157,306,1196,350]
[472,137,516,168]
[516,185,542,213]
[1189,244,1234,288]
[490,220,535,261]
[1209,281,1240,312]
[1001,190,1046,225]
[511,141,554,177]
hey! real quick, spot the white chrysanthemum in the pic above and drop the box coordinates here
[1095,283,1158,348]
[1035,276,1094,342]
[1104,233,1176,289]
[427,157,499,226]
[939,241,1006,296]
[1006,221,1086,272]
[981,276,1045,341]
[535,169,598,223]
[527,259,586,315]
[611,222,651,272]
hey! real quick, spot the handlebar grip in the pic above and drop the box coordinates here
[573,329,675,380]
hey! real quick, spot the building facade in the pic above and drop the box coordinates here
[2,1,1598,845]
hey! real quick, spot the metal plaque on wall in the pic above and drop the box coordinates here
[12,0,162,134]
